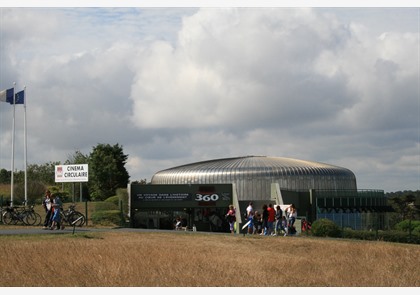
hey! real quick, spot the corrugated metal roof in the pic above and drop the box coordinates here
[155,156,353,175]
[151,156,357,199]
[152,155,354,179]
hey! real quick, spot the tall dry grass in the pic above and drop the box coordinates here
[0,231,419,287]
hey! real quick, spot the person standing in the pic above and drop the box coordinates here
[286,204,297,235]
[225,205,236,234]
[266,203,275,236]
[175,217,182,230]
[287,204,297,227]
[274,205,283,236]
[50,194,64,230]
[42,190,53,229]
[260,204,268,235]
[246,202,254,234]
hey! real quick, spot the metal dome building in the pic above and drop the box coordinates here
[151,155,357,200]
[130,156,387,232]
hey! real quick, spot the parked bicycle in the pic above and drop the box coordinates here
[60,204,85,227]
[1,205,40,226]
[28,205,43,226]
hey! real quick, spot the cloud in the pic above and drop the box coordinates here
[128,8,419,192]
[128,8,373,132]
[0,7,418,193]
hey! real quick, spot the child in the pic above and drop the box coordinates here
[253,211,262,234]
[281,216,288,236]
[301,218,312,232]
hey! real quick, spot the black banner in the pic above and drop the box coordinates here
[137,193,193,202]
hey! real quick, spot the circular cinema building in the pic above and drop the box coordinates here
[130,156,386,232]
[151,155,357,201]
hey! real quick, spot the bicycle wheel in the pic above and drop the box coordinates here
[2,212,14,225]
[60,211,68,225]
[68,212,85,227]
[23,211,37,225]
[33,212,43,226]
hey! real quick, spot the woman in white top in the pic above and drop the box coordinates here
[287,204,297,227]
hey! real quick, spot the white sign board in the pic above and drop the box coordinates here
[55,164,89,183]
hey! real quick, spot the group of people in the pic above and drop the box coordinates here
[42,190,64,230]
[173,202,299,234]
[243,202,297,236]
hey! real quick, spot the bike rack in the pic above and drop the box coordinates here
[71,216,84,235]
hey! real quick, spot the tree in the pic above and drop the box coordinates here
[14,180,46,205]
[2,163,58,204]
[131,179,148,185]
[26,162,59,185]
[0,168,11,184]
[389,194,419,221]
[88,143,130,201]
[65,150,89,165]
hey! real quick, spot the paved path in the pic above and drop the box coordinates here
[0,226,223,236]
[0,226,123,235]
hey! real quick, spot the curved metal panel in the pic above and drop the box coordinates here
[150,156,357,200]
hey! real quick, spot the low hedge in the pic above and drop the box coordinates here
[308,218,420,244]
[341,228,420,244]
[104,196,120,206]
[91,210,123,226]
[94,201,118,211]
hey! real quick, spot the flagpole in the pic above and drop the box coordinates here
[10,82,15,207]
[23,86,27,205]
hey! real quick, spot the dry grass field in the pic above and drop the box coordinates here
[0,230,419,287]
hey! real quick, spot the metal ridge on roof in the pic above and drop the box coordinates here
[153,155,354,177]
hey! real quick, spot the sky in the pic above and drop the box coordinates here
[0,1,419,193]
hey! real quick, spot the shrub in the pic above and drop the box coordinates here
[94,201,118,211]
[91,210,123,226]
[311,218,342,238]
[341,228,376,240]
[341,228,420,244]
[104,196,120,206]
[394,220,420,233]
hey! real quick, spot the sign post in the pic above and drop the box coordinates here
[55,164,89,202]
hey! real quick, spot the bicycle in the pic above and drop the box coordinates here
[2,205,38,225]
[26,205,43,226]
[60,204,86,227]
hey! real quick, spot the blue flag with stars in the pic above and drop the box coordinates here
[14,90,25,104]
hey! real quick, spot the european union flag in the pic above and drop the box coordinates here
[14,90,25,104]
